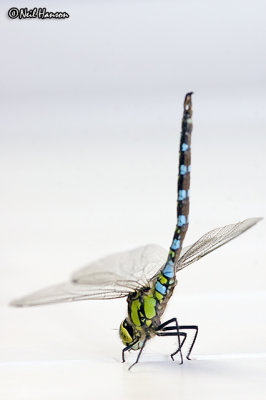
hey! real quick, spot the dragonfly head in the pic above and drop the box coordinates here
[119,318,142,349]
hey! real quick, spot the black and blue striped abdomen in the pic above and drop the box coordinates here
[154,93,193,305]
[127,94,193,330]
[126,93,193,331]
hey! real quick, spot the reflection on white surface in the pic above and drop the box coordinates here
[2,351,266,366]
[196,353,266,360]
[1,357,266,400]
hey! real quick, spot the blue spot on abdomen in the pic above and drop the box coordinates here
[171,238,180,250]
[178,215,186,226]
[180,165,187,175]
[163,262,175,278]
[181,143,189,152]
[178,189,187,200]
[155,281,167,295]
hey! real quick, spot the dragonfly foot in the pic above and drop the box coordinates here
[128,362,137,371]
[171,349,183,364]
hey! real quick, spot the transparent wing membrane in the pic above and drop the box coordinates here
[10,219,261,307]
[72,244,168,286]
[175,218,262,272]
[11,245,167,307]
[10,281,133,307]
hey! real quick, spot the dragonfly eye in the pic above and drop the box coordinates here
[119,319,136,346]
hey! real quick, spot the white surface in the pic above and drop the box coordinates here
[1,358,266,400]
[1,0,266,399]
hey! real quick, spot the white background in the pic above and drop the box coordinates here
[1,1,266,399]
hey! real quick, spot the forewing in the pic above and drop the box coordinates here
[72,244,167,286]
[10,280,136,307]
[175,217,262,272]
[11,244,168,307]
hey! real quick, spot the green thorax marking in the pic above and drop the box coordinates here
[143,296,156,319]
[129,293,156,328]
[128,272,176,329]
[130,298,142,326]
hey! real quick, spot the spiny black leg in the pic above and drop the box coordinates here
[156,318,183,364]
[156,317,179,331]
[128,336,148,371]
[156,331,186,340]
[171,319,183,364]
[162,325,198,360]
[170,332,188,360]
[122,344,133,363]
[156,331,187,361]
[178,325,198,360]
[122,338,140,363]
[171,332,187,361]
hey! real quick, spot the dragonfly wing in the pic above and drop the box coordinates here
[10,280,137,307]
[11,244,168,307]
[175,217,262,272]
[72,244,168,286]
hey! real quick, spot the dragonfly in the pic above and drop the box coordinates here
[11,93,262,370]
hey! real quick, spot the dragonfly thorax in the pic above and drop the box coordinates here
[119,271,178,350]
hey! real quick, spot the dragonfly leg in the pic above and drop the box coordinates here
[128,336,149,371]
[155,318,183,364]
[156,317,179,330]
[121,339,139,363]
[176,325,198,360]
[156,331,187,361]
[122,344,132,363]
